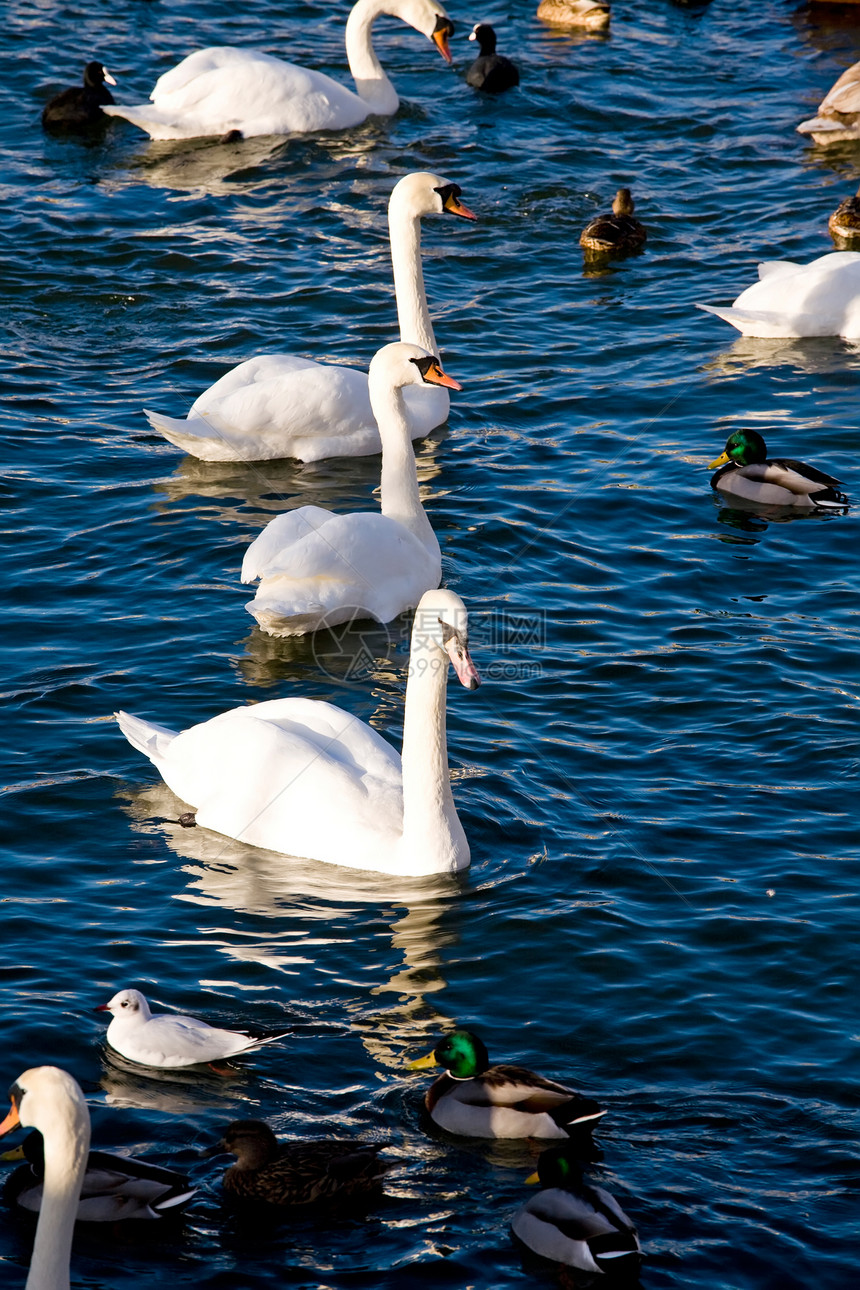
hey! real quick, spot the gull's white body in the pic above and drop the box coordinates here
[102,0,451,140]
[697,252,860,338]
[144,172,467,462]
[241,342,447,636]
[99,987,286,1068]
[115,588,480,877]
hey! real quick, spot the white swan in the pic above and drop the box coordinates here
[143,171,476,463]
[241,341,457,636]
[115,586,481,877]
[696,252,860,338]
[797,59,860,146]
[0,1066,90,1290]
[96,987,289,1068]
[102,0,454,140]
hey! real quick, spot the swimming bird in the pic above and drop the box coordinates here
[797,58,860,147]
[240,342,457,635]
[536,0,610,30]
[696,251,860,337]
[409,1029,605,1139]
[143,172,476,463]
[96,987,289,1069]
[1,1129,195,1223]
[829,185,860,247]
[115,587,481,877]
[708,430,848,509]
[511,1145,641,1274]
[0,1067,90,1290]
[580,188,646,257]
[41,62,116,133]
[102,0,454,140]
[206,1120,389,1207]
[466,24,520,93]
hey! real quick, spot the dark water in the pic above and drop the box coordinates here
[2,0,859,1286]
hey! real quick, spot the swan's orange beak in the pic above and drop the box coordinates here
[0,1104,21,1138]
[432,16,455,63]
[443,190,477,222]
[421,358,462,391]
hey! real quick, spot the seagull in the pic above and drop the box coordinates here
[96,988,289,1069]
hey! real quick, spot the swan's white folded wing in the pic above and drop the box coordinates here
[158,700,403,861]
[242,508,425,584]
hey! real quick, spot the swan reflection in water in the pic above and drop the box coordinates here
[702,335,860,377]
[118,123,387,196]
[146,424,448,520]
[119,779,464,1071]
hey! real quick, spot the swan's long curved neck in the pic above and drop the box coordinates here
[390,205,438,355]
[345,0,400,114]
[28,1109,89,1290]
[375,386,438,553]
[399,638,465,872]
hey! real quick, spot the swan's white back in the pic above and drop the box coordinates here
[697,251,860,337]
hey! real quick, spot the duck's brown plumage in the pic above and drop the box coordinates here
[829,187,860,246]
[213,1120,389,1207]
[580,188,647,257]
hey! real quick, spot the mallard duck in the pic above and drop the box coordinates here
[798,58,860,147]
[207,1120,389,1206]
[102,0,453,140]
[829,185,860,247]
[41,62,116,133]
[709,430,849,509]
[696,251,860,337]
[466,24,520,93]
[409,1029,605,1139]
[2,1129,195,1222]
[511,1145,641,1274]
[536,0,610,30]
[96,987,289,1069]
[580,189,647,257]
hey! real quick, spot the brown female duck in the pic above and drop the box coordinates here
[580,188,647,257]
[207,1120,389,1207]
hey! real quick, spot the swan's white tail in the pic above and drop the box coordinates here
[101,104,193,141]
[115,710,178,765]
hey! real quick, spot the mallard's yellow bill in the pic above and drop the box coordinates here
[709,450,731,469]
[407,1051,439,1070]
[525,1170,540,1185]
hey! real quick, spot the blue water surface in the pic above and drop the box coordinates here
[1,0,859,1286]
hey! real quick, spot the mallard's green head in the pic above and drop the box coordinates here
[709,428,767,470]
[526,1145,583,1188]
[410,1028,490,1078]
[433,1029,490,1078]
